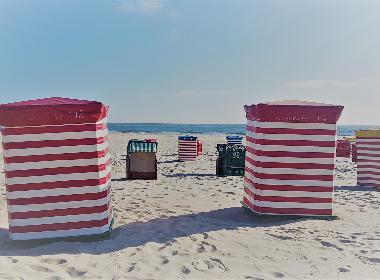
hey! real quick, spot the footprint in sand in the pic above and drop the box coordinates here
[127,264,136,272]
[41,258,67,265]
[211,258,229,272]
[7,257,17,263]
[197,241,217,253]
[30,265,54,273]
[338,267,350,273]
[192,257,228,272]
[361,257,380,264]
[319,241,344,251]
[268,234,294,241]
[66,267,87,278]
[171,250,178,256]
[161,258,170,265]
[192,259,214,271]
[181,266,191,274]
[270,272,285,278]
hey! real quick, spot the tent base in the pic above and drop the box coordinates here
[8,216,115,245]
[241,201,338,220]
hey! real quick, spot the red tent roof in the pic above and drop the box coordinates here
[244,100,344,124]
[262,100,339,107]
[0,97,108,127]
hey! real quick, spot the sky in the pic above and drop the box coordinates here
[0,0,379,124]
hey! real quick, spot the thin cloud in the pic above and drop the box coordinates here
[285,79,355,89]
[118,0,162,14]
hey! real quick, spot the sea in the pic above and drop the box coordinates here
[108,123,380,137]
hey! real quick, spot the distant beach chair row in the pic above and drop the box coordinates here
[123,135,245,179]
[0,97,378,241]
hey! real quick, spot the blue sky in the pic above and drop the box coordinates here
[0,1,379,124]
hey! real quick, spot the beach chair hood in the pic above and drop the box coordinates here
[0,97,108,127]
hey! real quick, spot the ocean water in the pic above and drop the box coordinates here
[108,123,380,137]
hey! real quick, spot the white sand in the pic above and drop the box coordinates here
[0,132,379,280]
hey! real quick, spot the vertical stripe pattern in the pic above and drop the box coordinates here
[243,120,337,216]
[356,131,380,188]
[1,119,112,240]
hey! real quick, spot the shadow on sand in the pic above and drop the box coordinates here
[0,207,305,257]
[163,173,215,178]
[111,178,127,182]
[158,159,179,164]
[335,185,378,192]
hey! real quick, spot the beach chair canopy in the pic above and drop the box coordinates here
[244,100,344,123]
[127,140,158,153]
[226,135,243,140]
[178,135,197,141]
[0,97,108,127]
[226,135,243,145]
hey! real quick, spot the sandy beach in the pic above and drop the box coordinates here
[0,132,379,280]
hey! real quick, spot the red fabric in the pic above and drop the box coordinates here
[351,144,357,162]
[9,204,109,219]
[8,189,109,206]
[2,123,106,136]
[6,160,110,178]
[4,147,109,164]
[0,97,108,127]
[10,218,109,233]
[244,100,343,124]
[197,140,203,156]
[336,140,351,157]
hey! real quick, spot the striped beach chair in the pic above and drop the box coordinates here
[178,136,201,161]
[242,100,343,217]
[356,130,380,188]
[0,97,112,240]
[125,139,158,180]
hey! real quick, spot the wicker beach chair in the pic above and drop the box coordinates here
[125,139,158,180]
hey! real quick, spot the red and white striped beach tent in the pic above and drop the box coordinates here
[243,100,343,216]
[178,136,201,161]
[356,130,380,188]
[0,97,112,240]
